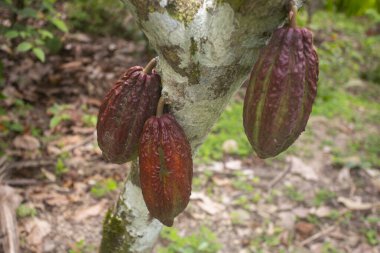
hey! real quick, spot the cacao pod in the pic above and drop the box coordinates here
[243,24,319,159]
[139,113,193,226]
[97,59,161,164]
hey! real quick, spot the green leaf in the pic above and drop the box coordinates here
[51,18,68,33]
[5,30,19,39]
[18,8,38,18]
[32,48,45,62]
[38,29,54,39]
[16,42,33,52]
[34,39,44,46]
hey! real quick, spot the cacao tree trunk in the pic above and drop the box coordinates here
[100,1,304,252]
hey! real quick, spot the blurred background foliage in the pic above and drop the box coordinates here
[0,0,142,63]
[1,0,380,62]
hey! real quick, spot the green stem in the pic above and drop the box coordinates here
[143,57,157,74]
[156,96,165,117]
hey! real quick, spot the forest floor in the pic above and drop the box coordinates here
[1,10,380,253]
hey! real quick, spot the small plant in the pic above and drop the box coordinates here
[327,210,341,220]
[16,204,37,218]
[306,214,321,225]
[321,242,343,253]
[69,240,96,253]
[231,178,254,193]
[65,0,133,38]
[313,189,336,207]
[285,186,304,202]
[47,104,72,129]
[250,225,283,249]
[55,156,69,176]
[364,229,379,246]
[1,0,68,62]
[82,114,97,127]
[90,179,118,199]
[158,226,221,253]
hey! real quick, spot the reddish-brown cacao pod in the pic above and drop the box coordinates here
[243,24,319,159]
[97,60,161,164]
[139,113,193,227]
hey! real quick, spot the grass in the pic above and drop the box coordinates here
[158,226,221,253]
[197,100,252,162]
[68,240,96,253]
[16,204,37,218]
[90,178,118,198]
[284,186,305,203]
[313,189,336,207]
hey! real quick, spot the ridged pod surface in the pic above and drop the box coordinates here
[97,65,161,164]
[139,114,193,226]
[243,27,319,158]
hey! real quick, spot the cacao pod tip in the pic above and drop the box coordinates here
[160,218,174,227]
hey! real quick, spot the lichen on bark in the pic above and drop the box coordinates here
[166,0,203,25]
[100,210,134,253]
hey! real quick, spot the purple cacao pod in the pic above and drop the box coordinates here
[243,26,319,159]
[97,62,161,164]
[139,114,193,226]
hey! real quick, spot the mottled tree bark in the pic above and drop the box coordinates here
[100,1,304,252]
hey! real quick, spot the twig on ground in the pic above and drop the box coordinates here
[267,160,293,191]
[6,160,55,171]
[299,226,336,247]
[4,179,39,186]
[57,134,94,155]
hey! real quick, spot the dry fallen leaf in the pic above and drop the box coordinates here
[310,206,332,218]
[24,218,51,246]
[225,160,242,170]
[337,196,378,211]
[191,192,225,215]
[295,222,315,238]
[289,156,318,181]
[13,135,40,151]
[73,200,108,222]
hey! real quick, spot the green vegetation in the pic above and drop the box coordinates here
[1,0,67,62]
[313,189,336,207]
[364,229,380,246]
[65,0,141,39]
[47,104,72,129]
[321,242,343,253]
[158,226,221,253]
[197,10,380,166]
[68,240,96,253]
[250,224,284,250]
[16,204,37,218]
[55,156,69,176]
[284,186,304,203]
[90,179,118,198]
[325,0,380,16]
[197,101,251,162]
